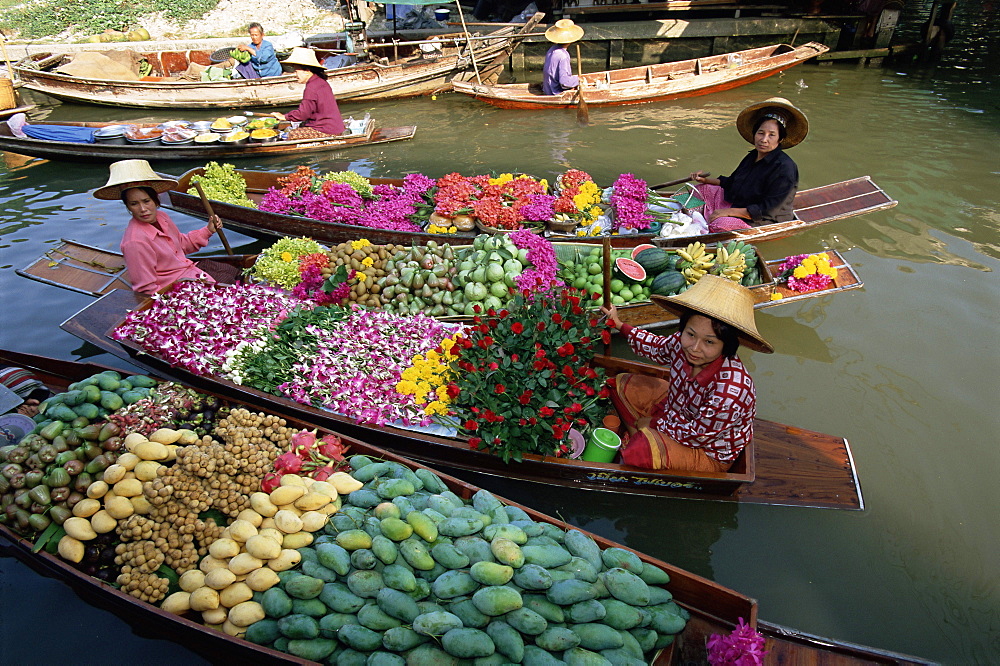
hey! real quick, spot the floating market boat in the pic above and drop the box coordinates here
[452,42,829,109]
[0,348,931,664]
[13,17,542,109]
[54,282,864,510]
[162,166,897,248]
[0,118,416,163]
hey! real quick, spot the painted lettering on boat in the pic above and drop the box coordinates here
[585,471,702,490]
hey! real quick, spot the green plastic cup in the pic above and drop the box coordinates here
[581,427,621,463]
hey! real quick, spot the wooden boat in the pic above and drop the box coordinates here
[0,347,931,664]
[0,119,416,163]
[451,42,829,109]
[13,17,542,109]
[20,238,862,326]
[163,166,897,249]
[0,103,36,119]
[56,285,864,510]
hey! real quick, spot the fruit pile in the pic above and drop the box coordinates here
[380,236,528,317]
[238,455,688,663]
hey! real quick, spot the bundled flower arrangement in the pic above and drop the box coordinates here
[113,281,302,376]
[509,229,563,293]
[441,288,612,462]
[394,335,462,418]
[608,173,655,232]
[706,618,768,665]
[777,252,838,292]
[426,172,552,231]
[258,166,429,233]
[552,169,604,229]
[248,237,323,289]
[262,429,351,492]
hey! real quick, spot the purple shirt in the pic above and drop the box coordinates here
[284,74,346,136]
[542,45,579,95]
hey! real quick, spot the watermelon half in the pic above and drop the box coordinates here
[630,244,657,259]
[613,257,647,283]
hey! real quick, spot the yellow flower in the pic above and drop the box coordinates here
[350,239,371,251]
[395,379,418,395]
[361,256,374,267]
[401,367,420,382]
[280,251,293,262]
[424,401,448,416]
[792,266,809,279]
[770,292,783,300]
[539,178,549,191]
[356,272,368,282]
[821,267,838,278]
[448,226,457,234]
[489,173,514,186]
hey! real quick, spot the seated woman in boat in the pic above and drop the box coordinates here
[0,366,50,419]
[270,48,345,139]
[541,19,583,95]
[599,275,773,472]
[235,22,284,79]
[689,97,808,233]
[94,160,236,296]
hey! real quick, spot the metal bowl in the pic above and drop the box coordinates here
[190,121,214,133]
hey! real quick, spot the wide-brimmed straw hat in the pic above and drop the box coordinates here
[650,275,773,353]
[282,47,323,70]
[736,97,808,149]
[93,159,178,200]
[545,19,584,44]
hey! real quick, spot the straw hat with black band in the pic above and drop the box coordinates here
[545,19,584,44]
[282,47,324,71]
[736,97,809,149]
[650,275,773,353]
[93,159,178,201]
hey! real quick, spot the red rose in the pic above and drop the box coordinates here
[557,343,575,357]
[536,322,546,332]
[489,362,499,370]
[552,425,564,440]
[539,406,555,417]
[519,418,527,426]
[533,360,547,371]
[511,353,519,362]
[494,384,507,394]
[446,383,461,398]
[552,313,563,324]
[518,390,533,405]
[464,419,479,431]
[601,330,612,344]
[469,437,482,449]
[529,417,537,425]
[511,322,524,334]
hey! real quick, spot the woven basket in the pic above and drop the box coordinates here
[546,219,578,234]
[0,78,15,111]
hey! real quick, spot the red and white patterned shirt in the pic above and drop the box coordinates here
[621,325,756,463]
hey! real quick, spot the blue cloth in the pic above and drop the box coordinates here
[23,125,95,143]
[249,39,283,77]
[542,45,579,95]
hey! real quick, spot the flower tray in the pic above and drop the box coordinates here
[547,219,579,234]
[475,219,541,235]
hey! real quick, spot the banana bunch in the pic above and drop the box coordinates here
[138,59,153,77]
[678,242,715,284]
[711,244,747,283]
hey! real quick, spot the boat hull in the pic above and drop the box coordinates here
[163,167,896,249]
[15,18,542,108]
[452,42,829,109]
[58,288,864,510]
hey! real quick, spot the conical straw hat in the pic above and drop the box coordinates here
[736,97,809,149]
[650,275,773,353]
[282,47,323,70]
[545,19,584,44]
[93,159,178,200]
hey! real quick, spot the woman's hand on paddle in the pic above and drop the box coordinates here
[690,171,711,184]
[206,215,222,235]
[600,304,623,330]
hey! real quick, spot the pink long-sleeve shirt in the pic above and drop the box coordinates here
[120,210,214,295]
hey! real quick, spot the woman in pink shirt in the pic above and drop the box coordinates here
[270,47,345,140]
[600,275,773,472]
[94,160,226,296]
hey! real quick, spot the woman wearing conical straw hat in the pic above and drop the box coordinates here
[600,276,773,472]
[541,19,584,95]
[94,160,233,296]
[270,47,345,139]
[689,97,808,233]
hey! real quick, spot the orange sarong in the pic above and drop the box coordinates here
[610,373,729,473]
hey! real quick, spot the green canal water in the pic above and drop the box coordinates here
[1,5,997,663]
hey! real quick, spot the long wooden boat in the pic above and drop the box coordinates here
[19,239,863,331]
[58,286,864,510]
[0,119,416,163]
[163,166,897,248]
[13,17,542,109]
[0,348,932,665]
[451,42,829,109]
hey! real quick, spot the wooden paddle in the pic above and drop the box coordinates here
[602,236,612,353]
[575,44,589,126]
[193,181,233,256]
[649,173,708,191]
